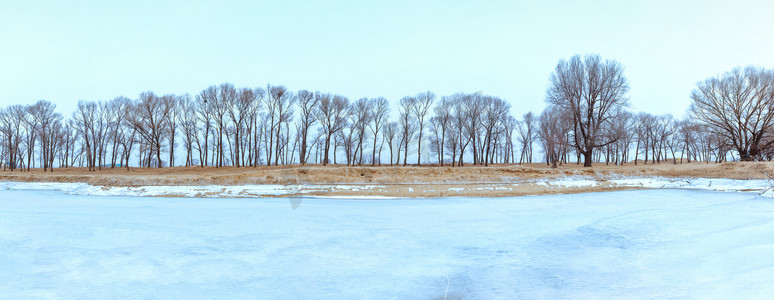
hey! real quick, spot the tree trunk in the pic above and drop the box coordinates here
[583,150,593,167]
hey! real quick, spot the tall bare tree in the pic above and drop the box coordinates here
[369,97,390,166]
[317,93,349,165]
[215,84,236,167]
[73,101,99,171]
[296,90,318,164]
[547,54,630,167]
[269,86,295,165]
[517,112,536,164]
[433,97,453,166]
[349,98,371,165]
[398,96,417,166]
[30,100,62,171]
[164,95,180,167]
[384,121,398,166]
[226,88,259,167]
[690,66,774,161]
[537,106,572,168]
[0,106,24,171]
[480,96,510,166]
[104,97,131,168]
[179,95,198,167]
[127,92,174,168]
[414,91,435,165]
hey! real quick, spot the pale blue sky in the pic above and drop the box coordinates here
[2,0,773,119]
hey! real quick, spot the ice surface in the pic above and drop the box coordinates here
[2,189,774,298]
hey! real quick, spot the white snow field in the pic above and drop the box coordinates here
[2,189,774,299]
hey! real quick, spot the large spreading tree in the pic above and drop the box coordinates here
[546,54,630,167]
[690,66,774,161]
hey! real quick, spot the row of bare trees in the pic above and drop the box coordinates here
[2,54,770,171]
[536,54,773,167]
[0,101,75,172]
[0,85,542,171]
[536,107,733,168]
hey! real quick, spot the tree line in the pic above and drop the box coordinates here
[2,54,772,171]
[536,54,774,167]
[0,84,533,171]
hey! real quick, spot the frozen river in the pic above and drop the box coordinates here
[2,189,774,299]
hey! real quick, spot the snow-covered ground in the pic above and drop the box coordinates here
[0,181,382,197]
[2,176,774,198]
[2,189,774,298]
[609,177,773,194]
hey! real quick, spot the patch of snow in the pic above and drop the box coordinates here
[544,179,599,187]
[531,176,774,197]
[608,177,773,196]
[0,181,382,198]
[308,195,404,199]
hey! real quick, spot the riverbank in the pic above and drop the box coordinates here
[1,162,772,197]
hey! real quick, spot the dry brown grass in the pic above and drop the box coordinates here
[1,161,771,187]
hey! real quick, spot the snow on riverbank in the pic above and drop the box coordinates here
[609,177,773,193]
[478,176,774,197]
[540,176,774,195]
[1,176,773,198]
[0,181,382,198]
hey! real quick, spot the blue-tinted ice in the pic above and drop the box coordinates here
[1,189,773,299]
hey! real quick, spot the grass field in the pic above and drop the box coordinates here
[1,161,771,198]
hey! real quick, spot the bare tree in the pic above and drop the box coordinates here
[0,107,20,171]
[127,92,174,168]
[317,93,349,165]
[607,110,634,165]
[433,97,453,166]
[196,86,217,166]
[384,121,398,166]
[414,91,435,165]
[194,90,214,167]
[444,114,461,167]
[368,97,389,166]
[341,119,356,165]
[517,112,536,164]
[179,95,197,166]
[272,86,295,165]
[451,94,472,166]
[348,98,371,165]
[690,66,774,161]
[537,106,571,168]
[480,96,510,166]
[547,54,630,167]
[214,84,236,167]
[462,94,484,165]
[29,100,62,172]
[263,85,293,165]
[296,89,318,164]
[73,101,99,171]
[502,115,517,164]
[58,119,78,168]
[398,96,417,166]
[20,104,40,171]
[247,88,266,166]
[104,97,131,168]
[164,95,180,167]
[226,88,259,167]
